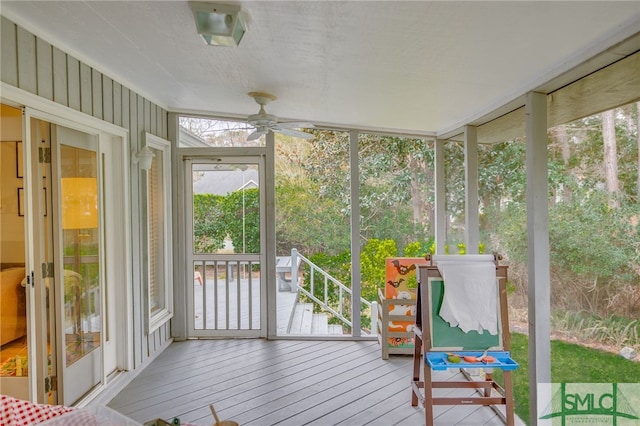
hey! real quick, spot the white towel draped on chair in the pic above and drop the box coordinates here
[436,260,498,335]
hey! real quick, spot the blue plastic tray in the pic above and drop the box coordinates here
[426,351,519,371]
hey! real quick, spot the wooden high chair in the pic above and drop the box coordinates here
[410,254,517,425]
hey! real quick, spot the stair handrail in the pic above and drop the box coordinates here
[290,248,378,335]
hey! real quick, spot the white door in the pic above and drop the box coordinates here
[186,157,266,338]
[16,110,126,405]
[52,125,103,405]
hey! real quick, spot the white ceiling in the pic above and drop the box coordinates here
[2,1,639,137]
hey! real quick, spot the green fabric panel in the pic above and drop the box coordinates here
[430,279,500,350]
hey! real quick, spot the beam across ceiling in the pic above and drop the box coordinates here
[443,49,640,144]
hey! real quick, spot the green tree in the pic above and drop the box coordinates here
[292,131,435,250]
[276,131,352,256]
[192,189,260,254]
[193,193,226,252]
[276,182,350,256]
[220,188,260,253]
[358,134,434,245]
[360,239,398,301]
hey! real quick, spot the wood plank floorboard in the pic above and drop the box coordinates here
[180,341,369,423]
[205,342,377,420]
[108,339,523,426]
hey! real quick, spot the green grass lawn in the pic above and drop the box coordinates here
[493,333,640,424]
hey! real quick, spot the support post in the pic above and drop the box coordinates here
[464,126,479,254]
[349,130,361,336]
[265,131,277,338]
[370,301,378,335]
[290,248,298,292]
[434,138,446,254]
[525,91,551,425]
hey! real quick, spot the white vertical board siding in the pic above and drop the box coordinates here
[67,56,81,111]
[52,46,67,106]
[157,107,165,138]
[36,38,53,101]
[92,69,103,119]
[102,76,114,124]
[0,17,171,371]
[80,62,92,115]
[122,87,130,132]
[1,16,18,86]
[144,98,152,134]
[113,82,122,127]
[16,26,36,93]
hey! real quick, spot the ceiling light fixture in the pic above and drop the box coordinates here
[189,2,246,47]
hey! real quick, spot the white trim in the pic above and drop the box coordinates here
[168,113,187,340]
[20,108,36,401]
[183,154,268,338]
[144,133,174,334]
[183,159,196,336]
[119,133,134,373]
[99,131,133,374]
[1,83,127,137]
[85,337,173,407]
[178,146,268,158]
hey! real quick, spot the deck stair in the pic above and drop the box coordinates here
[279,248,375,337]
[287,303,344,335]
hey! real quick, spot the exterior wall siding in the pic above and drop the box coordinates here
[0,16,171,371]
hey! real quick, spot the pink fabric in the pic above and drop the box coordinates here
[0,394,75,425]
[0,394,203,426]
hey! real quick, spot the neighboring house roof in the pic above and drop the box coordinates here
[192,169,259,196]
[179,127,210,147]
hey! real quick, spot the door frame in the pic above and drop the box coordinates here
[170,124,278,340]
[183,154,267,338]
[2,86,132,404]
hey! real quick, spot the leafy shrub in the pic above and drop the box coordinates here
[360,239,397,300]
[552,311,640,348]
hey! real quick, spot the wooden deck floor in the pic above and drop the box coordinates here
[108,339,524,426]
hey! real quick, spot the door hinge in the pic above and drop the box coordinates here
[41,262,54,279]
[45,376,57,393]
[39,147,51,164]
[26,270,35,288]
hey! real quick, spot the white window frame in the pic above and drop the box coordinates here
[145,132,173,332]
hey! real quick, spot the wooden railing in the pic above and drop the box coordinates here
[287,248,378,335]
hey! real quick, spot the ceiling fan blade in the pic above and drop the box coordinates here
[273,127,315,140]
[247,129,267,141]
[275,121,315,129]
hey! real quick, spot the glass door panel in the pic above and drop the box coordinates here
[55,125,102,405]
[0,104,29,400]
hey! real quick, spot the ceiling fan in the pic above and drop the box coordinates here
[246,92,315,141]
